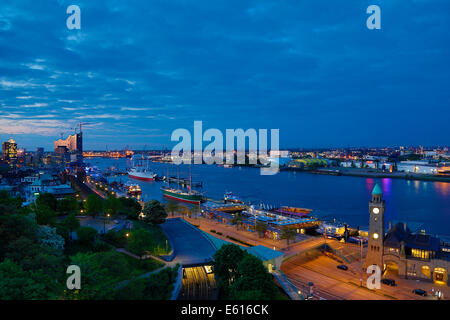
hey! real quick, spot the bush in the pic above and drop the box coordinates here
[76,226,98,246]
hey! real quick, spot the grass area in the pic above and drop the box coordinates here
[121,253,164,277]
[226,235,253,247]
[130,221,172,254]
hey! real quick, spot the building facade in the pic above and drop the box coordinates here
[2,138,18,163]
[363,184,450,285]
[54,133,83,154]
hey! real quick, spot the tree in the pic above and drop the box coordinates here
[189,205,201,219]
[213,244,247,297]
[85,194,103,217]
[104,195,122,216]
[36,225,65,251]
[34,204,57,226]
[62,213,80,241]
[280,226,297,245]
[0,259,61,300]
[128,229,155,257]
[142,200,167,225]
[67,251,120,300]
[76,226,98,247]
[255,221,268,238]
[119,197,142,220]
[165,201,179,217]
[231,214,244,230]
[230,254,277,300]
[56,196,78,215]
[36,193,58,211]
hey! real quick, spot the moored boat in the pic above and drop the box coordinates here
[161,186,204,204]
[128,167,155,182]
[274,206,312,218]
[223,191,244,204]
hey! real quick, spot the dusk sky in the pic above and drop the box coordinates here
[0,0,449,150]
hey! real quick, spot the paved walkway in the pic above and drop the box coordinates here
[160,218,217,265]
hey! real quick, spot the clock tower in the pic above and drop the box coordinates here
[363,183,385,271]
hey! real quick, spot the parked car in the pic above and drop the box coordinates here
[337,264,348,271]
[412,289,427,296]
[381,278,396,286]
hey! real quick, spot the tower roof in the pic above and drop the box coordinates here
[372,183,382,195]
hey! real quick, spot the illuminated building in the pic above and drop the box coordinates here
[54,132,83,165]
[2,138,18,164]
[364,184,450,285]
[54,133,82,154]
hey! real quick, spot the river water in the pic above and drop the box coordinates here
[87,158,450,239]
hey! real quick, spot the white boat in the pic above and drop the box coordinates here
[128,167,155,182]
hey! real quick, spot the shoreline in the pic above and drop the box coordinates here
[303,168,450,183]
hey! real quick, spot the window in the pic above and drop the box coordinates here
[411,249,430,260]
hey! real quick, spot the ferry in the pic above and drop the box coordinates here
[125,182,142,196]
[161,186,204,204]
[223,192,244,204]
[274,206,312,218]
[128,167,155,182]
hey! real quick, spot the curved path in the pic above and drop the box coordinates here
[160,218,217,266]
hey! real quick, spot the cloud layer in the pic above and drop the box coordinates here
[0,0,449,150]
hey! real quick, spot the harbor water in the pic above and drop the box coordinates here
[88,158,450,239]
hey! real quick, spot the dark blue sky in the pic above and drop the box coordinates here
[0,0,449,150]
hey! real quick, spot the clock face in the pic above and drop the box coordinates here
[372,207,380,214]
[373,233,379,240]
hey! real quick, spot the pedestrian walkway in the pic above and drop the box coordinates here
[273,271,303,300]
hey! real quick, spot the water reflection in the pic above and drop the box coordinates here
[434,182,450,197]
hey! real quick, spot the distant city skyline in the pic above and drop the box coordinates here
[1,1,449,150]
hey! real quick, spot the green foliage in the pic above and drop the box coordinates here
[62,213,80,237]
[36,225,65,251]
[118,197,142,219]
[230,254,277,300]
[0,191,23,215]
[214,244,278,300]
[34,204,57,226]
[103,229,128,247]
[213,244,247,297]
[0,213,38,259]
[104,195,122,216]
[67,251,122,300]
[128,229,155,257]
[0,259,63,300]
[142,200,167,225]
[56,196,78,215]
[165,201,179,217]
[85,194,103,217]
[115,266,178,300]
[280,226,297,245]
[130,221,171,255]
[76,226,98,247]
[36,193,58,211]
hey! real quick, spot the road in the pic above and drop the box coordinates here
[282,248,449,300]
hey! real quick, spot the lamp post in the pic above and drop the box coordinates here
[360,237,363,287]
[103,213,110,234]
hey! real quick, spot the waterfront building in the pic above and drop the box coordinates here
[2,138,18,164]
[397,160,442,175]
[54,132,83,165]
[363,184,450,285]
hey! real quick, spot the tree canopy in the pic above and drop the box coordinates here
[142,200,167,225]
